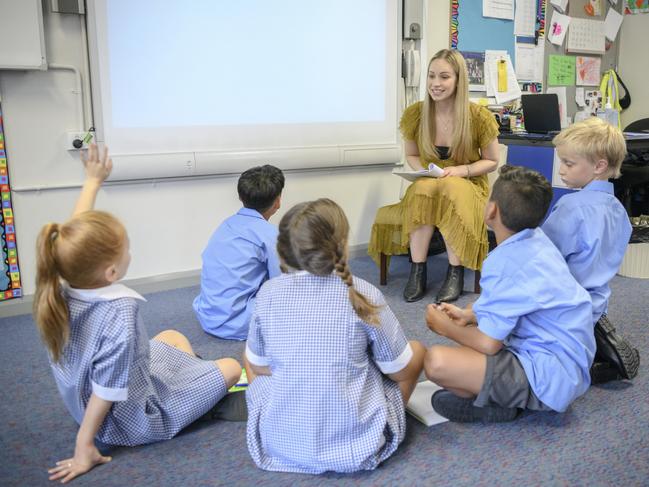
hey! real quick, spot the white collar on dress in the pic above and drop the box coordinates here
[65,283,146,302]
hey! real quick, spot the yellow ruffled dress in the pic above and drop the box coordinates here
[368,102,499,271]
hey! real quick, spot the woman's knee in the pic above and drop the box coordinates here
[215,357,242,388]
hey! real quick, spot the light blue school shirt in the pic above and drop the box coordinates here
[473,228,595,412]
[193,207,281,340]
[542,180,632,324]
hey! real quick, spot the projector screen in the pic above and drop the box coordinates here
[87,0,401,180]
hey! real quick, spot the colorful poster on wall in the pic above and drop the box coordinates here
[576,56,602,86]
[0,105,22,301]
[625,0,649,14]
[548,55,576,86]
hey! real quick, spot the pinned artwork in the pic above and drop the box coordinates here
[625,0,649,14]
[576,56,602,86]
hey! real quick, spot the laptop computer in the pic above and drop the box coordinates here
[520,93,562,136]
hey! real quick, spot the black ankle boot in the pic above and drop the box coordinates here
[435,264,464,303]
[403,262,427,302]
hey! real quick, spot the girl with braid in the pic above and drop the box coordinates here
[244,198,425,474]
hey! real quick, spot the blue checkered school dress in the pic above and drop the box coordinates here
[49,284,227,447]
[245,271,413,474]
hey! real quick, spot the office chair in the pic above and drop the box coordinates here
[624,118,649,133]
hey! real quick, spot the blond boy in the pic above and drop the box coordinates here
[542,117,639,383]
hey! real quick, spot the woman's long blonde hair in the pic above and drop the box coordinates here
[33,210,127,363]
[277,198,381,325]
[419,49,472,164]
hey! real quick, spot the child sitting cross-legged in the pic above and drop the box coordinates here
[244,198,425,473]
[424,166,595,422]
[193,164,284,340]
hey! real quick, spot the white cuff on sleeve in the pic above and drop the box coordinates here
[375,342,413,375]
[91,381,128,402]
[245,343,270,367]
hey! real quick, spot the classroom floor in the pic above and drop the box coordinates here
[2,254,648,486]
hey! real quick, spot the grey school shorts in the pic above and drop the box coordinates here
[473,349,552,411]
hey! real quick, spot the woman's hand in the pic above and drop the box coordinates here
[81,144,113,183]
[47,444,111,483]
[440,165,468,178]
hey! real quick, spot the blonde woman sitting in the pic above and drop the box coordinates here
[369,49,500,303]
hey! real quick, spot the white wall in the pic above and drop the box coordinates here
[0,2,450,300]
[618,14,649,129]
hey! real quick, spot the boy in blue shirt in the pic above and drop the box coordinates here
[424,166,595,422]
[542,117,639,384]
[193,165,284,340]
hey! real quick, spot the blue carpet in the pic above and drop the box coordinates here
[1,254,648,486]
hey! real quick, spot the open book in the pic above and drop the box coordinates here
[405,380,449,427]
[393,163,444,182]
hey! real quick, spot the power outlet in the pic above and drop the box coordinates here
[66,131,93,151]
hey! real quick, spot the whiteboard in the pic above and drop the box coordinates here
[86,0,402,181]
[0,0,47,70]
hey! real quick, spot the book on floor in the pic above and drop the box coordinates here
[406,380,449,426]
[393,162,444,182]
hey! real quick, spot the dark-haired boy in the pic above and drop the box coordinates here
[193,165,285,340]
[423,166,595,422]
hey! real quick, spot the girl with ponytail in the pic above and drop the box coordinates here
[244,198,425,474]
[34,145,242,483]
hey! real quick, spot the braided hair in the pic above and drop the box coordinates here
[277,199,381,325]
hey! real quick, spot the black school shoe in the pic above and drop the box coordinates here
[431,390,519,423]
[591,314,640,384]
[198,390,248,422]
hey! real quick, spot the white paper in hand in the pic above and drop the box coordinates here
[406,380,449,426]
[426,162,444,176]
[392,162,444,182]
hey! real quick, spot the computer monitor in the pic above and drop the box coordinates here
[521,94,562,134]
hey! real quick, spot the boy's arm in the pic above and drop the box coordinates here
[48,393,113,483]
[72,144,113,217]
[426,305,503,355]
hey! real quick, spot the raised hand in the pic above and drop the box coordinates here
[81,143,113,183]
[73,144,113,216]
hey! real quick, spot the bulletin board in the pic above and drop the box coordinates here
[451,0,516,60]
[450,0,623,120]
[0,106,22,301]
